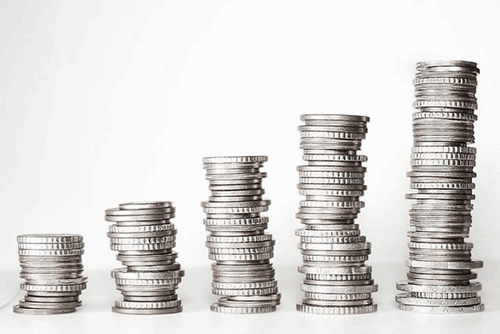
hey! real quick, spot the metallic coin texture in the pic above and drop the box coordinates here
[396,60,484,314]
[202,156,280,312]
[295,114,377,314]
[13,234,87,314]
[105,201,184,314]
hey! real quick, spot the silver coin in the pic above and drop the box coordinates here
[17,234,83,244]
[115,300,181,309]
[210,303,276,314]
[109,220,176,234]
[18,300,82,309]
[303,298,373,307]
[396,281,481,293]
[205,167,262,175]
[126,264,181,271]
[212,286,279,296]
[107,230,177,238]
[217,297,280,308]
[111,306,182,315]
[21,283,87,292]
[301,284,378,294]
[115,277,182,286]
[296,303,377,314]
[203,156,268,164]
[111,268,184,279]
[398,303,484,314]
[106,207,175,216]
[406,259,483,270]
[123,294,178,302]
[109,236,176,244]
[13,305,76,315]
[203,162,264,170]
[23,295,80,303]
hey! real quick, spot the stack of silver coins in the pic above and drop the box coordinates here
[202,156,281,314]
[14,234,87,315]
[396,60,484,314]
[296,114,378,315]
[105,201,184,315]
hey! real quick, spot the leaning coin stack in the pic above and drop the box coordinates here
[105,201,184,315]
[202,156,281,314]
[14,234,87,315]
[396,60,484,314]
[296,114,377,315]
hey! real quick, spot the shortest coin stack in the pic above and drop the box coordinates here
[14,234,87,315]
[105,201,184,315]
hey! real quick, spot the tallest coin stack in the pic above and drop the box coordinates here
[396,60,484,313]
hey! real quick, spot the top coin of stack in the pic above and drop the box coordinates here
[105,201,184,315]
[14,234,87,315]
[397,60,484,314]
[296,114,378,315]
[202,156,281,314]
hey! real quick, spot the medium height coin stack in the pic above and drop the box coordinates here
[396,60,484,314]
[296,114,377,315]
[105,201,184,315]
[202,156,281,314]
[14,234,87,315]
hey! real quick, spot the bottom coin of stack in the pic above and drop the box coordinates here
[14,234,87,315]
[202,156,281,314]
[105,201,184,315]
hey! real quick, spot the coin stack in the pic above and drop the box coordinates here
[14,234,87,315]
[295,114,377,315]
[105,201,184,315]
[396,60,484,314]
[202,156,281,314]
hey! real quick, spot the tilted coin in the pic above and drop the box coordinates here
[396,293,481,307]
[406,259,482,270]
[111,306,182,315]
[13,305,76,315]
[396,281,481,293]
[106,207,175,216]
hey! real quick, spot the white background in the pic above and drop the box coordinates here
[1,0,499,333]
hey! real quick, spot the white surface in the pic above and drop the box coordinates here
[1,263,499,334]
[1,0,499,331]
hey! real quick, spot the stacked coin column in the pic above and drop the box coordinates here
[202,156,281,314]
[14,234,87,315]
[296,114,377,315]
[396,60,484,313]
[105,201,184,315]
